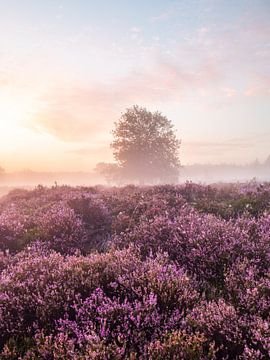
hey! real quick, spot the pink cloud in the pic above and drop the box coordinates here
[221,87,237,97]
[245,75,270,97]
[30,57,222,141]
[25,14,270,142]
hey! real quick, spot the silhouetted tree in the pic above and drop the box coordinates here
[265,155,270,167]
[111,105,181,184]
[95,162,120,184]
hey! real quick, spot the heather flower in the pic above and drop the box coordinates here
[0,183,269,359]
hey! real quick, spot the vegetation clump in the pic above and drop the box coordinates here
[0,182,269,359]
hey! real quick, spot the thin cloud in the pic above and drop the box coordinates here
[184,133,270,154]
[149,1,184,23]
[67,145,112,159]
[184,140,252,151]
[150,11,171,23]
[245,75,270,97]
[30,58,222,142]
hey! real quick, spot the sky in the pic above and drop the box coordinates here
[0,0,269,172]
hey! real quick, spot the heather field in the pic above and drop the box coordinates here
[0,182,270,359]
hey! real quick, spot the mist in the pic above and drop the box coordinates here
[0,158,269,198]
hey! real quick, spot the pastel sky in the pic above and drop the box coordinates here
[0,0,269,172]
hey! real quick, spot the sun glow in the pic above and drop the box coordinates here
[0,89,86,172]
[0,89,40,164]
[0,90,34,130]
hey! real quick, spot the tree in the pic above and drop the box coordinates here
[94,162,120,184]
[264,155,270,167]
[111,105,181,184]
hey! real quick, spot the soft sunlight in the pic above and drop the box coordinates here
[0,0,269,172]
[0,2,270,358]
[0,91,42,167]
[0,91,33,131]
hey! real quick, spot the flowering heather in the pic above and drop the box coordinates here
[0,182,269,359]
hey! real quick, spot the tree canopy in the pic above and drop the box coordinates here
[110,105,181,184]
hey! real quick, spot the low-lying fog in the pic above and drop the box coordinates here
[1,160,269,197]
